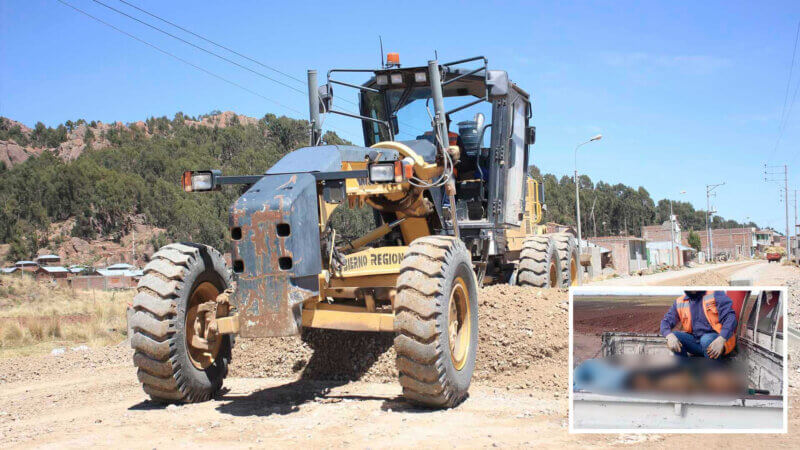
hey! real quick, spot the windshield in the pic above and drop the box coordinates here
[361,85,492,146]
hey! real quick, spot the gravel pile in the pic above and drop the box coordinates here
[231,285,569,392]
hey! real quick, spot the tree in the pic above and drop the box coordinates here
[0,110,763,265]
[687,230,702,252]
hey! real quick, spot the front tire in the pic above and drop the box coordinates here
[130,243,233,403]
[517,235,562,288]
[394,236,478,408]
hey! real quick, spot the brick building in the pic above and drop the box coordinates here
[587,236,648,275]
[35,254,61,266]
[683,227,755,259]
[642,221,680,243]
[14,260,38,273]
[34,266,69,281]
[774,235,798,253]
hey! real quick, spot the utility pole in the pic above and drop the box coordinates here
[765,164,790,260]
[793,189,798,261]
[706,182,724,262]
[786,165,790,261]
[574,134,602,254]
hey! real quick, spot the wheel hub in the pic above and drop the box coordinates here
[549,261,558,288]
[570,257,578,286]
[185,282,226,369]
[448,277,471,371]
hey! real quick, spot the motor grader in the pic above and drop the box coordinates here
[129,55,581,408]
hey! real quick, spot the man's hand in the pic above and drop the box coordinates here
[707,336,727,359]
[666,333,682,353]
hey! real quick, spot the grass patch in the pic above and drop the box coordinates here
[0,275,133,357]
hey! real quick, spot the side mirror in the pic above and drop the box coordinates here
[526,126,536,146]
[486,70,509,97]
[390,115,399,135]
[318,84,333,113]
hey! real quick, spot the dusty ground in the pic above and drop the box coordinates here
[0,262,798,448]
[592,260,759,286]
[572,298,671,363]
[229,285,568,392]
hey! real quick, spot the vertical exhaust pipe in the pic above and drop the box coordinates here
[308,69,321,146]
[427,60,448,152]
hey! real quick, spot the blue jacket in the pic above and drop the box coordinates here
[660,291,737,340]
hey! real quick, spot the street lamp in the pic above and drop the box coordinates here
[575,134,602,254]
[669,190,686,267]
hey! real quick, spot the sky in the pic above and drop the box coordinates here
[2,0,800,231]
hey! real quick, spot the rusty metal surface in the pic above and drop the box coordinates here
[227,144,407,338]
[230,172,321,337]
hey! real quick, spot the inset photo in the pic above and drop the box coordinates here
[570,287,787,433]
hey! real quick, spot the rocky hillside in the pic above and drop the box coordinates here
[0,111,258,169]
[0,111,356,265]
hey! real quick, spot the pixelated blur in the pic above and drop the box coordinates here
[571,288,786,432]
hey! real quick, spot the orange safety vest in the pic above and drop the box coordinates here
[675,291,736,355]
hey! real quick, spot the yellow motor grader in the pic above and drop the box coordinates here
[129,55,581,408]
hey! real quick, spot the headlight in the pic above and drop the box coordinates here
[182,171,218,192]
[376,74,388,86]
[368,163,395,183]
[369,161,411,183]
[390,73,403,84]
[414,71,427,83]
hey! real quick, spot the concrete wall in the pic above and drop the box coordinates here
[648,247,683,267]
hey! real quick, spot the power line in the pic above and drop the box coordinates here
[61,1,412,142]
[57,0,362,142]
[115,0,375,112]
[56,0,303,115]
[116,0,306,87]
[105,1,423,134]
[91,0,306,95]
[771,19,800,160]
[779,20,800,130]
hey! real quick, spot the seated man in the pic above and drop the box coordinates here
[660,290,737,360]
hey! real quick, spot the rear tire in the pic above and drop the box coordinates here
[553,233,582,287]
[394,236,478,408]
[517,235,562,288]
[130,243,233,403]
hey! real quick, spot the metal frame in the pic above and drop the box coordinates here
[211,170,369,188]
[326,68,395,140]
[441,56,489,116]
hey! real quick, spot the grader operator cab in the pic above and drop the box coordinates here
[130,55,581,408]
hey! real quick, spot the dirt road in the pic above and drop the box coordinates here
[2,339,798,448]
[1,265,799,447]
[0,350,571,448]
[590,260,765,286]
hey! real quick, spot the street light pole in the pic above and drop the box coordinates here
[669,200,675,267]
[705,182,724,263]
[574,134,602,254]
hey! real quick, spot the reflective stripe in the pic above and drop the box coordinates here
[675,291,736,355]
[702,293,736,354]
